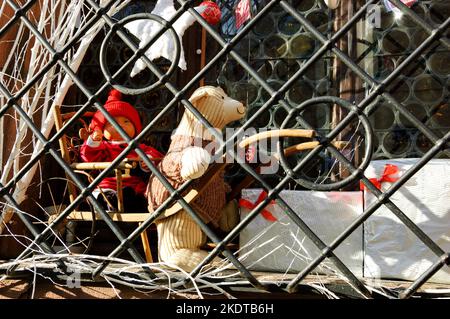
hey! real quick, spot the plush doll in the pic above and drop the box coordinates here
[147,86,246,271]
[80,89,164,211]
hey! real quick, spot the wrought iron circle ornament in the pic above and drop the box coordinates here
[278,96,374,191]
[99,13,181,95]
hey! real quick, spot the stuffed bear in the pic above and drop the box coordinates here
[147,86,246,271]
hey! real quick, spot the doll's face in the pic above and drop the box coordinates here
[103,116,136,141]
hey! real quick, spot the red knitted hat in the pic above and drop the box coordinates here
[90,89,142,135]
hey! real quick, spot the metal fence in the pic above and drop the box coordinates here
[0,0,449,299]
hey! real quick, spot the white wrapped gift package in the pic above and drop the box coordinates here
[363,158,450,284]
[239,189,364,277]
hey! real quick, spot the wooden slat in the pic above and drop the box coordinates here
[277,140,350,159]
[115,169,124,213]
[71,161,136,170]
[199,27,207,87]
[139,223,153,263]
[49,211,151,222]
[238,129,316,148]
[53,105,78,203]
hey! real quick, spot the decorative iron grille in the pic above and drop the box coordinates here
[0,0,448,299]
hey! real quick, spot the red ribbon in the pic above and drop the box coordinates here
[239,190,277,222]
[360,164,399,190]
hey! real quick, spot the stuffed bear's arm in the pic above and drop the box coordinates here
[180,146,211,180]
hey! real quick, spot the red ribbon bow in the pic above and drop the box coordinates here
[360,164,399,190]
[239,190,277,222]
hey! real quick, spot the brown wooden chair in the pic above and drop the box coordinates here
[51,105,158,262]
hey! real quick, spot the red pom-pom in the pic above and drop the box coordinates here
[107,89,122,102]
[199,1,221,25]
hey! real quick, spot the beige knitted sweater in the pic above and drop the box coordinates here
[147,135,229,226]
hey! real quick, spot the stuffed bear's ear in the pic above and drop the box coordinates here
[189,87,213,105]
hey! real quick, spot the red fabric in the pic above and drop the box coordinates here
[239,190,277,222]
[80,141,163,195]
[90,89,142,134]
[360,164,399,190]
[199,1,221,25]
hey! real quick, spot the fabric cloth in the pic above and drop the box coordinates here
[148,134,229,226]
[80,138,163,195]
[90,89,142,134]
